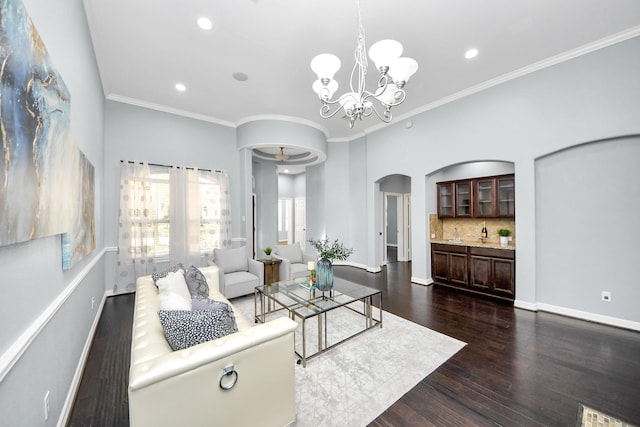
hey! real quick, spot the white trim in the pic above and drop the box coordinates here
[58,293,107,427]
[334,27,640,143]
[105,245,118,252]
[514,300,539,311]
[0,247,108,383]
[536,303,640,332]
[235,114,330,138]
[231,237,247,243]
[412,277,433,286]
[106,94,236,128]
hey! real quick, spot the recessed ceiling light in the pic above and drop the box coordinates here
[175,83,186,92]
[197,17,213,31]
[232,72,249,82]
[284,169,290,174]
[465,48,479,59]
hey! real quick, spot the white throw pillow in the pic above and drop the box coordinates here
[159,291,192,311]
[156,270,192,310]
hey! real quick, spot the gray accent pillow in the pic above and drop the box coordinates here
[214,247,248,273]
[191,296,232,312]
[185,265,209,298]
[275,244,302,264]
[152,263,185,287]
[158,309,238,351]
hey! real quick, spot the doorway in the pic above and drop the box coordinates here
[384,192,411,263]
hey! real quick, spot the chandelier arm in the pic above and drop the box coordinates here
[319,102,349,120]
[369,103,393,123]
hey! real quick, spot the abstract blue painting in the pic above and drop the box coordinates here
[0,0,95,269]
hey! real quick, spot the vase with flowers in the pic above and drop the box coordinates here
[308,237,354,292]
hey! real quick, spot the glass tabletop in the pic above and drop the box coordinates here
[255,276,381,320]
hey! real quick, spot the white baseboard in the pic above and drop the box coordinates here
[514,300,539,311]
[58,292,108,427]
[535,303,640,332]
[412,277,433,286]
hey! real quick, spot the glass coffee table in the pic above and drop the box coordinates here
[254,276,383,367]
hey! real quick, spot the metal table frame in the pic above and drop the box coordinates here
[254,277,383,367]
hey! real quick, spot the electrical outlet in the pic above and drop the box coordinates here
[601,291,611,302]
[91,297,95,309]
[44,391,50,420]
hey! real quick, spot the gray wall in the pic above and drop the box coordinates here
[536,136,640,321]
[0,0,106,424]
[254,161,278,251]
[320,35,640,324]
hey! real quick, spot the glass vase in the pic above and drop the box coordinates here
[316,258,334,291]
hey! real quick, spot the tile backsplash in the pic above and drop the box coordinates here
[429,214,516,246]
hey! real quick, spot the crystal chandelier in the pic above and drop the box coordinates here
[310,0,418,128]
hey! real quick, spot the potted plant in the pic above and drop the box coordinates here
[263,246,273,260]
[498,229,510,247]
[308,237,354,291]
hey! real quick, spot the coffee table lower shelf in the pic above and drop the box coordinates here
[254,282,383,367]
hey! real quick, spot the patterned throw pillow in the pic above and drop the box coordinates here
[158,309,239,351]
[152,263,185,287]
[185,265,209,298]
[191,295,232,312]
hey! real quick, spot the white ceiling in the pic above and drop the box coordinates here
[83,0,640,142]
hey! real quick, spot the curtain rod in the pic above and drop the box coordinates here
[120,160,224,173]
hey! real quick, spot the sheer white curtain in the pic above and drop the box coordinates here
[115,162,156,293]
[200,170,232,265]
[169,167,201,267]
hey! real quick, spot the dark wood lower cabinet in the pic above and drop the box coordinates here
[432,243,515,301]
[432,244,468,288]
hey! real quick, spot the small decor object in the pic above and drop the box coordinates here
[307,261,316,286]
[263,246,273,260]
[498,229,510,247]
[308,237,354,292]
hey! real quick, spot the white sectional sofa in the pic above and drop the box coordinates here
[128,265,298,427]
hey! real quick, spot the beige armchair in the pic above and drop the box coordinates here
[272,242,316,280]
[211,247,263,299]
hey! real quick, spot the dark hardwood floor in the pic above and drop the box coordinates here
[68,263,640,426]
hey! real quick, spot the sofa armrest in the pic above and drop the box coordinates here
[129,316,297,427]
[203,263,224,296]
[248,258,264,286]
[129,316,297,391]
[272,254,291,280]
[302,251,316,264]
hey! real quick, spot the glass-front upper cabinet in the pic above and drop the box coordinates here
[437,182,454,217]
[455,181,472,217]
[497,176,515,217]
[475,178,495,217]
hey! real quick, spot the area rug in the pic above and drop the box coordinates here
[577,404,637,427]
[233,295,466,427]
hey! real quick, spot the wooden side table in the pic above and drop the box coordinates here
[258,258,282,286]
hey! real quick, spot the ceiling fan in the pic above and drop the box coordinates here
[275,147,289,161]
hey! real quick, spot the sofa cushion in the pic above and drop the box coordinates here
[152,263,185,287]
[275,244,302,264]
[214,247,248,273]
[158,309,238,351]
[185,265,209,298]
[156,271,192,310]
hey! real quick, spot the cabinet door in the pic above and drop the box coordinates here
[469,255,491,290]
[432,251,450,282]
[437,183,454,218]
[497,176,515,217]
[455,181,472,217]
[475,178,495,217]
[492,258,515,297]
[449,253,468,287]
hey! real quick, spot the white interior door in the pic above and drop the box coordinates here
[294,197,306,246]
